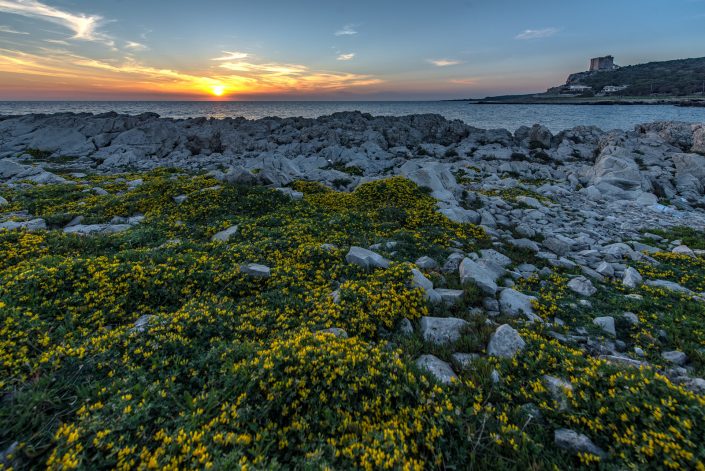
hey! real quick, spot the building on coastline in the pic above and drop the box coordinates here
[590,55,618,71]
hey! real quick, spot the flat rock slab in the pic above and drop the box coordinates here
[435,288,465,305]
[419,316,469,345]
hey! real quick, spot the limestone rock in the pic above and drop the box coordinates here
[415,354,457,385]
[346,246,390,270]
[593,316,616,336]
[567,276,597,297]
[419,316,469,345]
[211,225,239,242]
[554,429,606,458]
[240,263,271,278]
[622,267,643,289]
[487,324,525,358]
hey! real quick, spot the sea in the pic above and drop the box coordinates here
[1,101,704,133]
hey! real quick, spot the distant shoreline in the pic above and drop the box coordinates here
[458,96,705,107]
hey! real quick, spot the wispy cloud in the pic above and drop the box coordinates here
[335,24,357,36]
[337,53,355,61]
[125,41,147,51]
[515,27,559,40]
[44,38,68,45]
[449,78,476,85]
[0,46,381,97]
[0,0,106,41]
[0,24,28,34]
[211,50,249,61]
[429,59,461,67]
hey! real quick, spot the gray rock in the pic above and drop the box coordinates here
[240,263,271,278]
[415,255,438,270]
[622,267,643,289]
[275,187,304,200]
[487,324,525,358]
[595,261,614,277]
[346,246,390,270]
[567,276,597,297]
[543,375,573,411]
[459,257,499,295]
[593,316,616,336]
[498,288,540,321]
[397,318,414,336]
[672,245,696,258]
[554,429,606,458]
[479,249,512,268]
[451,352,479,369]
[132,314,154,333]
[173,194,188,205]
[435,288,465,305]
[415,354,457,385]
[0,218,46,231]
[419,316,469,345]
[211,225,239,242]
[645,279,693,295]
[622,312,639,326]
[661,350,687,366]
[508,238,540,253]
[320,327,348,338]
[0,196,7,206]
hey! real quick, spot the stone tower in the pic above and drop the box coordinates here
[590,55,615,71]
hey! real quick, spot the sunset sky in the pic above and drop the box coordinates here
[1,0,704,100]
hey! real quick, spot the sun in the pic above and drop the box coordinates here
[211,85,225,97]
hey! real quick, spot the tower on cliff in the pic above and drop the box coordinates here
[590,55,616,71]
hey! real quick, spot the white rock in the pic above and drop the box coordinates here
[499,288,540,321]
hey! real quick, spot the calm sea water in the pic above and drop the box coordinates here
[1,101,704,133]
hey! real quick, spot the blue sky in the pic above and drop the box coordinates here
[0,0,703,99]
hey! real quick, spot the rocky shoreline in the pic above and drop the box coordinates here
[2,111,705,468]
[2,111,705,233]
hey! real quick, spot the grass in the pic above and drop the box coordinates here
[0,170,704,470]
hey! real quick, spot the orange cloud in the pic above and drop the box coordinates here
[0,47,382,98]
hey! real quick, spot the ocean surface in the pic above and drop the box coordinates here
[1,101,704,133]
